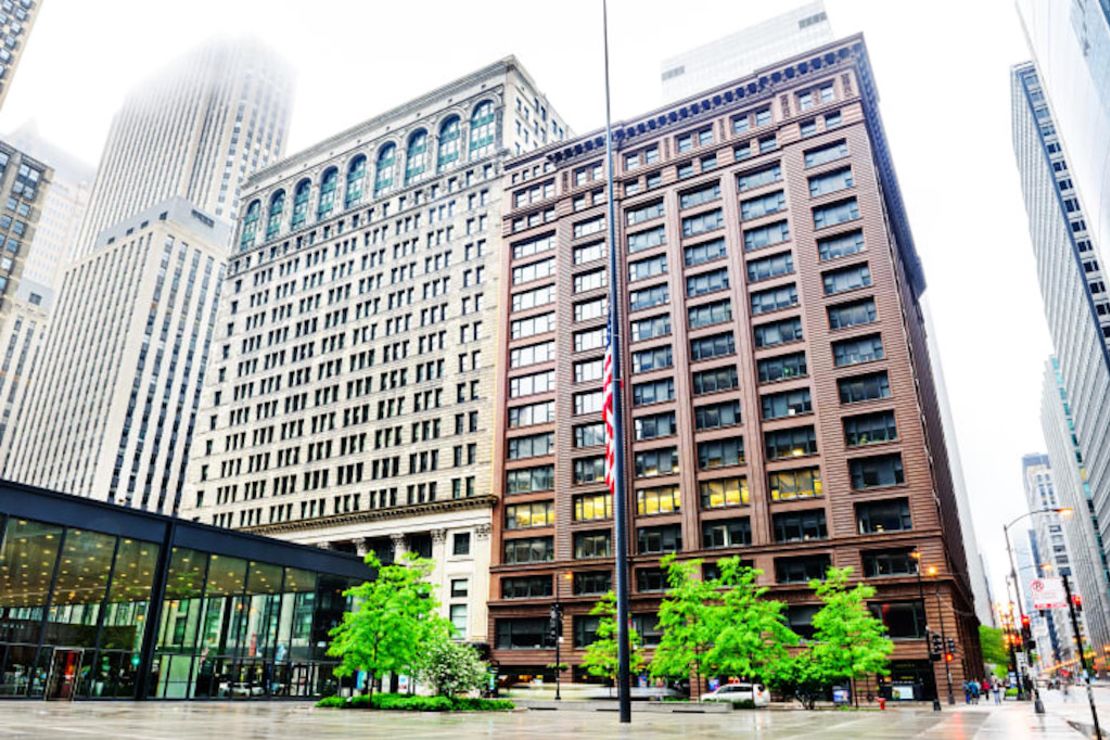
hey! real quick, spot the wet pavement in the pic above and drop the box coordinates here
[0,691,1099,738]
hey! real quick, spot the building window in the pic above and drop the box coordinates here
[574,456,606,485]
[837,371,891,404]
[629,284,669,312]
[750,284,798,315]
[451,578,469,598]
[768,466,823,501]
[574,615,601,647]
[743,220,790,251]
[505,501,554,529]
[574,571,612,596]
[634,448,680,478]
[849,454,905,490]
[628,225,666,253]
[682,209,724,238]
[453,533,471,556]
[574,422,606,448]
[374,143,397,196]
[688,299,732,329]
[632,378,675,406]
[697,438,744,470]
[634,411,677,441]
[680,182,721,209]
[817,229,865,261]
[574,493,612,521]
[632,346,673,373]
[265,189,285,240]
[753,317,803,348]
[740,190,785,220]
[869,601,926,639]
[757,351,807,383]
[700,477,749,509]
[761,388,812,420]
[404,129,429,183]
[823,263,872,295]
[684,237,727,267]
[317,167,338,219]
[437,116,462,171]
[764,426,818,460]
[686,268,730,298]
[496,618,555,649]
[832,334,884,368]
[813,198,860,229]
[804,139,848,168]
[862,549,918,577]
[828,298,877,330]
[637,568,667,592]
[507,432,554,460]
[469,101,496,159]
[575,531,611,559]
[627,199,665,225]
[502,536,554,563]
[689,332,736,361]
[808,166,854,197]
[843,410,898,447]
[506,465,554,494]
[637,485,681,515]
[703,518,751,549]
[502,575,554,599]
[736,163,781,192]
[345,155,367,208]
[239,199,261,249]
[694,400,741,431]
[630,254,667,282]
[775,554,831,584]
[692,366,739,395]
[291,179,310,228]
[637,524,682,554]
[746,251,794,283]
[772,509,828,543]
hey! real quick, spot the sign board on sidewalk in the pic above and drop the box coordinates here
[1029,577,1067,610]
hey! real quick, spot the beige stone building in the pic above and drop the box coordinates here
[179,57,569,644]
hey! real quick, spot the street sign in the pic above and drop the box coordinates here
[1030,577,1067,610]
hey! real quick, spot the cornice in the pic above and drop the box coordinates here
[242,494,497,536]
[507,34,867,171]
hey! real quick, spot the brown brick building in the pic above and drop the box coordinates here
[490,34,981,701]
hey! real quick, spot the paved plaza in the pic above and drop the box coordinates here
[0,690,1104,740]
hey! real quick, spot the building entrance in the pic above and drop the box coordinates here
[45,649,83,700]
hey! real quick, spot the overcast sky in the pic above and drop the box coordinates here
[7,0,1050,608]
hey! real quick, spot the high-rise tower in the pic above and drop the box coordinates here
[75,38,293,253]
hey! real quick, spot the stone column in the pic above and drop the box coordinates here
[390,532,407,561]
[472,522,493,644]
[354,538,369,558]
[317,541,332,550]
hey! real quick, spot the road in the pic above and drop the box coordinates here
[0,689,1104,738]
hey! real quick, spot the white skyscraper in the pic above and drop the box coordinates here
[660,1,833,102]
[75,38,293,253]
[3,198,227,515]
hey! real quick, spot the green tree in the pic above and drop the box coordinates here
[417,639,487,698]
[703,557,798,683]
[581,590,645,686]
[979,624,1009,677]
[649,554,719,689]
[327,552,452,700]
[805,566,894,706]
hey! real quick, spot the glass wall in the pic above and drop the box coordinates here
[0,514,360,701]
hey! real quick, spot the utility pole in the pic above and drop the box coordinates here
[1062,574,1102,739]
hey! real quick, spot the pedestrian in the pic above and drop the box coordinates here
[971,679,980,704]
[964,680,972,704]
[992,679,1002,705]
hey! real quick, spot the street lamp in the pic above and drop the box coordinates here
[1003,507,1070,714]
[911,549,942,711]
[926,565,955,705]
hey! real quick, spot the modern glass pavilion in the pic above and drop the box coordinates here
[0,482,371,700]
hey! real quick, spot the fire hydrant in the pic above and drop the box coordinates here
[878,697,886,711]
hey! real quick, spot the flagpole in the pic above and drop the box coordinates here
[601,0,632,724]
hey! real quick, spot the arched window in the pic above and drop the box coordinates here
[469,101,496,160]
[374,143,396,196]
[240,199,261,250]
[266,190,285,240]
[404,129,428,184]
[345,155,367,208]
[317,167,338,220]
[437,116,461,172]
[291,179,311,229]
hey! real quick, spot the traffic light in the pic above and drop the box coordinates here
[944,652,955,663]
[1021,615,1032,644]
[1072,594,1083,612]
[929,632,943,660]
[548,603,563,642]
[947,637,956,655]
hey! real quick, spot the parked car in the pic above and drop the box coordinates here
[699,682,770,707]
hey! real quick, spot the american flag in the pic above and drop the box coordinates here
[602,319,616,496]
